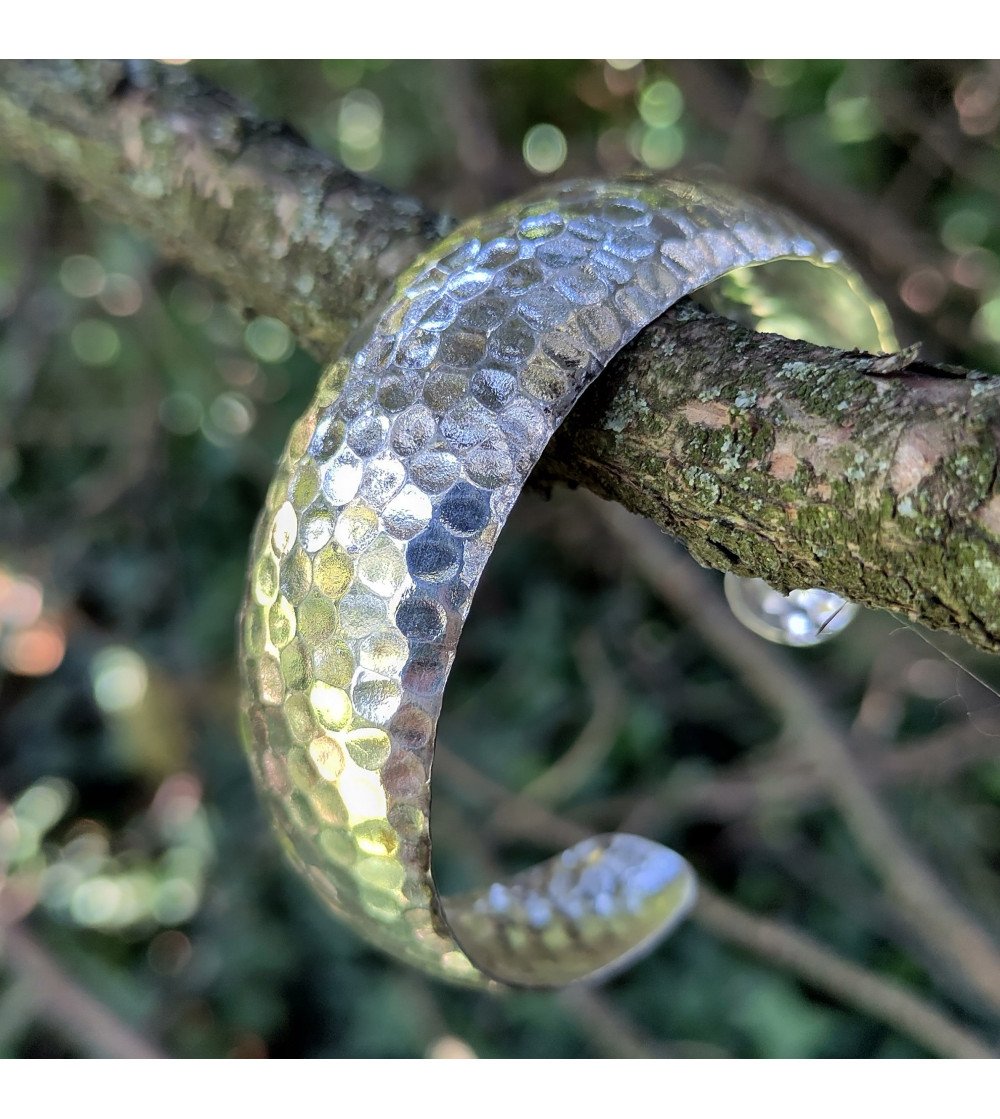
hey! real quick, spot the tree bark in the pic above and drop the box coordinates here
[0,60,449,355]
[2,60,999,652]
[545,304,1000,654]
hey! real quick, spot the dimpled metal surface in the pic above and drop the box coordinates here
[239,176,875,989]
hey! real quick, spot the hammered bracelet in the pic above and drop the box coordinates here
[238,176,891,989]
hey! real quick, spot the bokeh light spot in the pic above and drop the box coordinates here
[758,60,805,87]
[99,273,143,317]
[15,778,72,830]
[940,207,993,252]
[70,319,121,366]
[639,80,683,128]
[59,254,105,298]
[169,279,215,324]
[523,124,567,175]
[245,316,294,363]
[71,876,122,926]
[826,94,878,144]
[338,89,384,173]
[427,1035,478,1059]
[159,391,204,435]
[152,878,200,924]
[1,620,65,676]
[148,929,194,976]
[899,267,947,314]
[639,126,684,170]
[208,391,255,437]
[91,646,149,713]
[973,295,1000,344]
[0,570,43,627]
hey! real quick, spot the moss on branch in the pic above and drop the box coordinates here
[543,301,1000,652]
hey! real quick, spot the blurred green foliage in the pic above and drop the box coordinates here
[1,60,999,1058]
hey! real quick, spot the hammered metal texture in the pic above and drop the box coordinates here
[238,176,884,989]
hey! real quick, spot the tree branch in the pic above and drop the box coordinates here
[0,60,450,355]
[2,60,999,653]
[550,305,1000,654]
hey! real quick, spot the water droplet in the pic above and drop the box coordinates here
[724,574,858,646]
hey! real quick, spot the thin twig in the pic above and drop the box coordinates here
[508,632,624,807]
[558,986,727,1059]
[669,59,975,357]
[435,744,583,851]
[590,496,1000,1015]
[435,61,519,211]
[577,718,1000,832]
[433,757,668,1059]
[433,743,995,1058]
[693,885,995,1060]
[0,924,165,1059]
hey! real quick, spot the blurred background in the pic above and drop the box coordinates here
[1,59,1000,1058]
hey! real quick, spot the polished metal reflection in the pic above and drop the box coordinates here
[238,176,890,988]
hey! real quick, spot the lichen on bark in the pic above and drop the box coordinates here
[545,301,1000,652]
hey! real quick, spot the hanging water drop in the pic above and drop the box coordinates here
[724,574,858,647]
